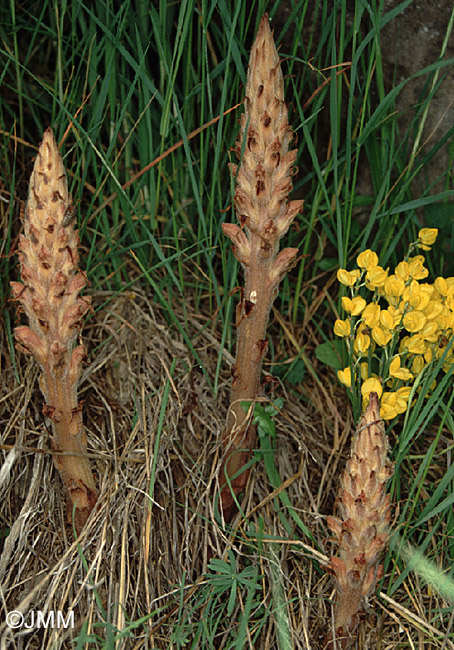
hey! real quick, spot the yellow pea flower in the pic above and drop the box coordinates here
[446,289,454,311]
[366,265,388,288]
[395,395,410,415]
[384,274,405,299]
[408,288,430,311]
[388,305,403,327]
[337,268,360,286]
[380,309,396,330]
[380,390,409,418]
[408,257,429,280]
[420,321,439,342]
[389,356,413,380]
[361,377,383,400]
[418,228,438,246]
[380,392,398,420]
[424,300,443,321]
[334,319,351,337]
[424,348,434,363]
[406,335,427,355]
[434,276,448,296]
[403,310,426,332]
[337,366,352,387]
[411,355,425,374]
[395,260,410,282]
[357,249,378,270]
[396,386,412,400]
[341,295,366,315]
[362,302,381,328]
[372,326,392,346]
[437,306,454,329]
[353,330,371,355]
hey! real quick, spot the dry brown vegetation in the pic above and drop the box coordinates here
[2,284,452,648]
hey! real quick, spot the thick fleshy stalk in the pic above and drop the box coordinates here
[220,14,303,521]
[11,128,97,533]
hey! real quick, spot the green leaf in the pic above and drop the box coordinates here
[315,340,344,370]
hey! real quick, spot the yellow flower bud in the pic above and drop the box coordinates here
[357,249,378,270]
[360,362,369,380]
[418,228,438,246]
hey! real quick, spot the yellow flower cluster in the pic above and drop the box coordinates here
[335,228,454,419]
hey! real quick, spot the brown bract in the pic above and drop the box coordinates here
[324,392,393,648]
[220,14,303,521]
[11,128,97,533]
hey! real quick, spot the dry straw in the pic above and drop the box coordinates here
[324,392,393,648]
[220,14,303,521]
[10,128,97,533]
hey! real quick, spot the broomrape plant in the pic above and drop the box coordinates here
[325,392,393,648]
[219,14,303,522]
[10,129,97,534]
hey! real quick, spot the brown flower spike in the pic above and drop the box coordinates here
[324,393,394,648]
[220,14,303,521]
[11,128,97,533]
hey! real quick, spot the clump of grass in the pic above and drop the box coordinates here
[325,392,393,648]
[220,14,303,521]
[10,128,97,533]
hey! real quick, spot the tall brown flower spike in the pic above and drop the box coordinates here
[11,128,97,533]
[324,393,394,648]
[220,14,303,521]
